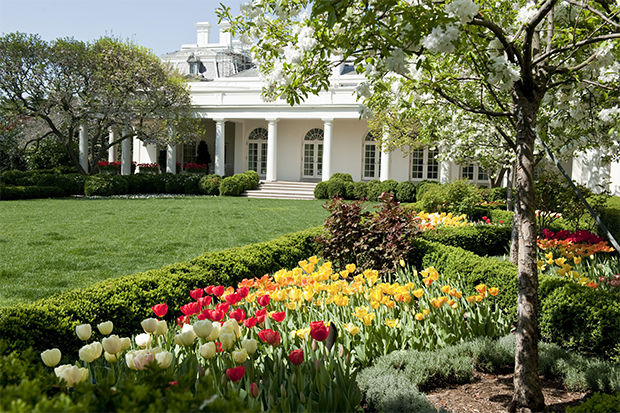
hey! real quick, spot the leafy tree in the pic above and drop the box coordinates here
[219,1,620,411]
[0,33,199,175]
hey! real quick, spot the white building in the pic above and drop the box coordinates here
[123,20,619,196]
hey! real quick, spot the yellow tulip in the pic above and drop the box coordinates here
[554,257,567,266]
[370,300,380,309]
[430,298,443,309]
[489,287,499,296]
[415,313,424,321]
[343,323,360,335]
[385,318,400,328]
[422,308,430,316]
[334,294,349,306]
[285,302,297,310]
[441,285,450,294]
[475,295,483,302]
[289,288,303,302]
[413,289,424,298]
[573,256,582,265]
[353,306,369,319]
[303,290,314,302]
[362,313,375,326]
[308,256,319,265]
[346,264,356,273]
[448,299,457,309]
[303,263,315,274]
[466,295,476,303]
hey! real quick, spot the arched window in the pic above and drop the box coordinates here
[363,133,381,179]
[302,128,324,177]
[248,127,268,176]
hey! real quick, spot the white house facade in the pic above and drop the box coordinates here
[120,20,620,196]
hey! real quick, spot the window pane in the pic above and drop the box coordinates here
[260,143,268,175]
[317,144,323,177]
[427,149,439,180]
[462,164,474,180]
[304,144,314,176]
[248,143,258,172]
[364,144,376,178]
[478,167,488,182]
[411,149,423,179]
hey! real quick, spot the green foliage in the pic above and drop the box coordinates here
[219,176,243,196]
[539,278,620,359]
[33,174,85,196]
[0,185,65,200]
[415,180,441,202]
[566,392,620,413]
[365,179,383,201]
[83,175,128,196]
[234,173,253,191]
[490,208,514,224]
[349,181,368,200]
[317,193,421,275]
[395,180,417,203]
[600,197,620,243]
[199,174,222,195]
[164,174,187,194]
[183,174,202,194]
[125,173,166,194]
[330,172,353,182]
[0,344,247,413]
[0,227,321,355]
[412,239,518,323]
[195,140,211,167]
[243,170,260,189]
[367,179,398,202]
[314,181,328,199]
[327,178,347,198]
[419,225,512,256]
[421,179,482,218]
[24,137,75,171]
[480,187,509,203]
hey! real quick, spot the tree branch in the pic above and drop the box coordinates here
[469,17,523,68]
[434,86,513,117]
[533,33,620,66]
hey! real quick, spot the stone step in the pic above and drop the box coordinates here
[241,181,317,200]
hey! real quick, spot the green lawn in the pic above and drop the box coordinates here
[0,196,329,307]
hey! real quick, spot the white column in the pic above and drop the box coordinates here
[215,119,226,176]
[79,124,88,173]
[266,118,278,181]
[167,126,177,174]
[322,118,333,182]
[121,127,133,175]
[380,137,391,181]
[108,127,118,162]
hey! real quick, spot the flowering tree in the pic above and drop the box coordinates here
[219,0,620,410]
[0,33,199,175]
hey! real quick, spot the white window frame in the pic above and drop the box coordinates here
[247,127,268,177]
[362,132,381,180]
[410,146,439,182]
[461,164,489,185]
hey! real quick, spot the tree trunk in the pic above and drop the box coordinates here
[510,89,545,413]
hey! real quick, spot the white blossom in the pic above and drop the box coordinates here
[487,55,520,90]
[355,82,373,99]
[421,24,460,54]
[298,26,316,52]
[359,104,374,119]
[445,0,479,24]
[283,44,302,64]
[598,106,620,123]
[516,3,537,26]
[385,48,408,75]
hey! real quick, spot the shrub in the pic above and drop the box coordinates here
[83,175,128,196]
[415,180,441,202]
[199,174,221,196]
[125,173,167,194]
[349,181,367,200]
[326,178,347,198]
[539,278,620,359]
[0,185,65,200]
[490,208,514,224]
[164,174,187,194]
[600,198,620,243]
[395,181,417,203]
[184,175,203,195]
[0,227,321,356]
[330,172,353,182]
[219,176,243,196]
[566,393,620,413]
[33,174,85,196]
[317,193,421,275]
[411,239,518,323]
[419,225,512,257]
[234,173,253,191]
[365,179,383,201]
[424,179,482,217]
[314,181,328,199]
[243,170,260,189]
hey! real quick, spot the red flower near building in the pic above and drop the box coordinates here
[151,303,168,318]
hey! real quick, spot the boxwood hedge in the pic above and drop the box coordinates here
[419,225,512,256]
[0,227,322,356]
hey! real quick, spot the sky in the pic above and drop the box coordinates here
[0,0,247,56]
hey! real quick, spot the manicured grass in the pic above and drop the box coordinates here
[0,196,329,307]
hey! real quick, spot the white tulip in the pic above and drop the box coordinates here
[141,318,158,334]
[55,364,89,387]
[40,348,61,367]
[97,321,113,335]
[193,320,213,338]
[241,338,257,355]
[104,352,118,362]
[155,320,168,336]
[219,327,236,350]
[155,351,173,369]
[78,342,102,363]
[75,324,92,341]
[199,342,216,359]
[120,337,131,351]
[135,333,152,349]
[174,330,195,346]
[222,319,241,338]
[102,335,122,355]
[205,322,221,341]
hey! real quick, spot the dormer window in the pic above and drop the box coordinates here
[187,53,202,75]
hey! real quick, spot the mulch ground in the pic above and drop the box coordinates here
[424,371,590,413]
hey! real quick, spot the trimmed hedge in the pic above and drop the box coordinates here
[219,176,243,196]
[84,175,129,196]
[410,238,518,324]
[419,225,512,256]
[199,174,222,195]
[0,227,322,356]
[0,185,65,200]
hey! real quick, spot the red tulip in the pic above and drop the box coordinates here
[244,316,258,328]
[310,321,329,342]
[229,308,246,323]
[271,311,286,323]
[237,287,249,299]
[250,382,259,398]
[215,342,223,352]
[198,296,212,308]
[610,279,620,288]
[190,288,203,300]
[255,308,266,324]
[599,276,609,284]
[215,303,230,314]
[204,286,214,295]
[197,312,207,320]
[176,315,190,327]
[258,329,281,346]
[257,294,270,307]
[212,286,226,296]
[180,302,201,316]
[226,366,245,382]
[211,309,225,322]
[289,349,304,365]
[225,293,241,306]
[151,303,168,318]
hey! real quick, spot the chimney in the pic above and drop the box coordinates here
[219,21,232,46]
[195,22,212,47]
